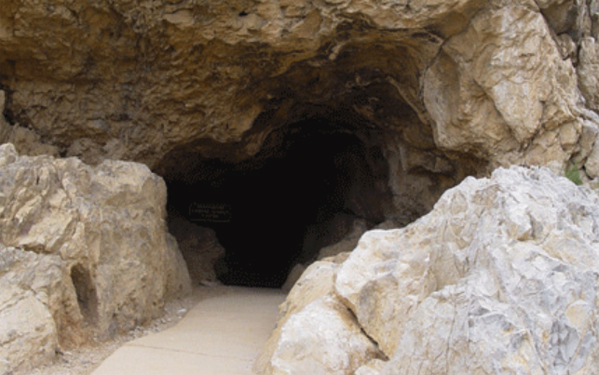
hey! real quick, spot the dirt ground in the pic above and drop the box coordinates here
[27,286,229,375]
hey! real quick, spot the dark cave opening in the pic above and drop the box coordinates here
[165,117,393,288]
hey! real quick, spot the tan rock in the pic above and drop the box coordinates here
[578,36,599,112]
[0,0,593,178]
[167,215,225,284]
[0,246,82,374]
[0,143,190,373]
[0,91,58,157]
[423,3,581,164]
[585,135,599,178]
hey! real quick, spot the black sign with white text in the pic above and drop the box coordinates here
[189,203,232,223]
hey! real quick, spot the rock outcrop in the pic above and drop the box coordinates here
[0,143,191,374]
[257,166,599,375]
[256,253,384,375]
[2,0,599,219]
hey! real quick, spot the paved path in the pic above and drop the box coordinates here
[91,286,286,375]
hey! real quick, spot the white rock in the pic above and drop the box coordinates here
[263,295,382,375]
[336,166,599,373]
[256,257,383,375]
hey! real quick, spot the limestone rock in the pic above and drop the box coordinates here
[423,3,581,166]
[0,246,81,374]
[168,215,224,284]
[585,135,599,178]
[336,166,599,373]
[261,166,599,374]
[256,259,339,374]
[0,143,190,373]
[0,91,58,158]
[264,296,382,375]
[354,359,386,375]
[578,37,599,112]
[0,0,594,180]
[2,1,598,239]
[256,258,383,375]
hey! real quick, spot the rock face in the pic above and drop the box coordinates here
[257,166,599,375]
[0,143,191,374]
[2,0,599,225]
[0,246,79,374]
[167,215,225,284]
[255,254,384,375]
[0,91,58,158]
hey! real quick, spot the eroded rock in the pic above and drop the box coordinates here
[259,166,599,375]
[0,143,191,374]
[0,0,595,179]
[0,246,79,374]
[0,90,58,158]
[167,215,225,284]
[336,166,599,373]
[256,255,384,375]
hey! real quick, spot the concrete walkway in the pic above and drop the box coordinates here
[91,286,286,375]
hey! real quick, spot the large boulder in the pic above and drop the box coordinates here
[0,143,191,374]
[167,215,225,284]
[258,166,599,375]
[255,255,384,375]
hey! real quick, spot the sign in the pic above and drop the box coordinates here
[189,203,232,223]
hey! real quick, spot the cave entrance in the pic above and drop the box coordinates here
[164,117,393,288]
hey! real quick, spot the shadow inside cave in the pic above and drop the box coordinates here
[165,118,393,288]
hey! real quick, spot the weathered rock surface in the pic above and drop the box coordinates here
[0,245,80,374]
[0,143,191,374]
[256,254,384,375]
[258,166,599,375]
[5,0,599,371]
[0,91,58,158]
[1,0,599,213]
[423,2,582,168]
[167,215,224,284]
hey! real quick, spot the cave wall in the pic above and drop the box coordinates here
[1,0,597,176]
